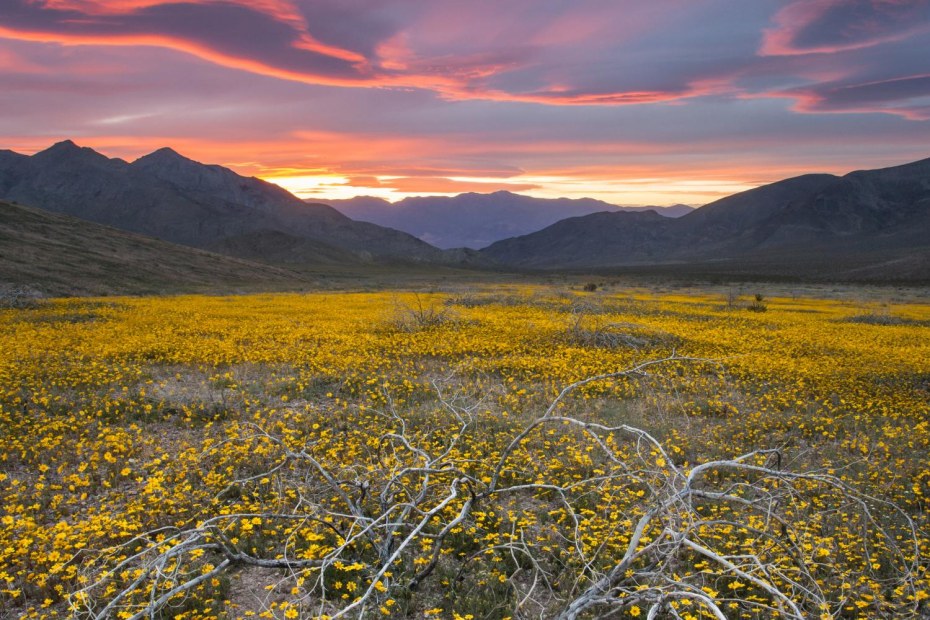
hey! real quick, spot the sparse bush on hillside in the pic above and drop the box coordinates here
[747,292,768,312]
[722,288,740,311]
[582,282,598,292]
[0,284,43,309]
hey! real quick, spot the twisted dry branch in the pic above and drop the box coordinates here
[68,356,924,619]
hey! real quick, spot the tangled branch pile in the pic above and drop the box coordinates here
[69,357,925,619]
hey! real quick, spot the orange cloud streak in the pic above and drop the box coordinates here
[0,26,380,87]
[0,21,717,107]
[382,177,539,193]
[24,0,368,63]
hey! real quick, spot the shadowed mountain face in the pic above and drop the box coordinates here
[481,158,930,279]
[0,141,443,263]
[482,210,673,269]
[0,200,309,296]
[323,192,693,249]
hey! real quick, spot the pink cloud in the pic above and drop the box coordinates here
[26,0,367,63]
[784,73,930,120]
[761,0,930,56]
[0,0,727,107]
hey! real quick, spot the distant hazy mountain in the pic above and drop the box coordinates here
[0,200,308,296]
[482,158,930,280]
[323,191,693,249]
[0,141,444,264]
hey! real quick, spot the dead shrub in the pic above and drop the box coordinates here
[388,295,458,332]
[0,284,44,309]
[564,304,678,350]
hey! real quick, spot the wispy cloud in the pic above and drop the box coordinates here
[761,0,930,55]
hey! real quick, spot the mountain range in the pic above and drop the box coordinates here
[0,140,444,264]
[323,193,693,249]
[483,158,930,280]
[0,140,928,285]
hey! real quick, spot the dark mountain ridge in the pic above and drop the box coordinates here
[482,157,930,280]
[0,141,443,263]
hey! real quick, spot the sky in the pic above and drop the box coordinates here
[1,0,929,206]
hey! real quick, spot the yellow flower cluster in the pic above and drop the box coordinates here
[0,287,927,618]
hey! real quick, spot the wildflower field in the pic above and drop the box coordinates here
[1,284,929,619]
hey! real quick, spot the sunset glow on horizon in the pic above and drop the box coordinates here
[2,0,929,206]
